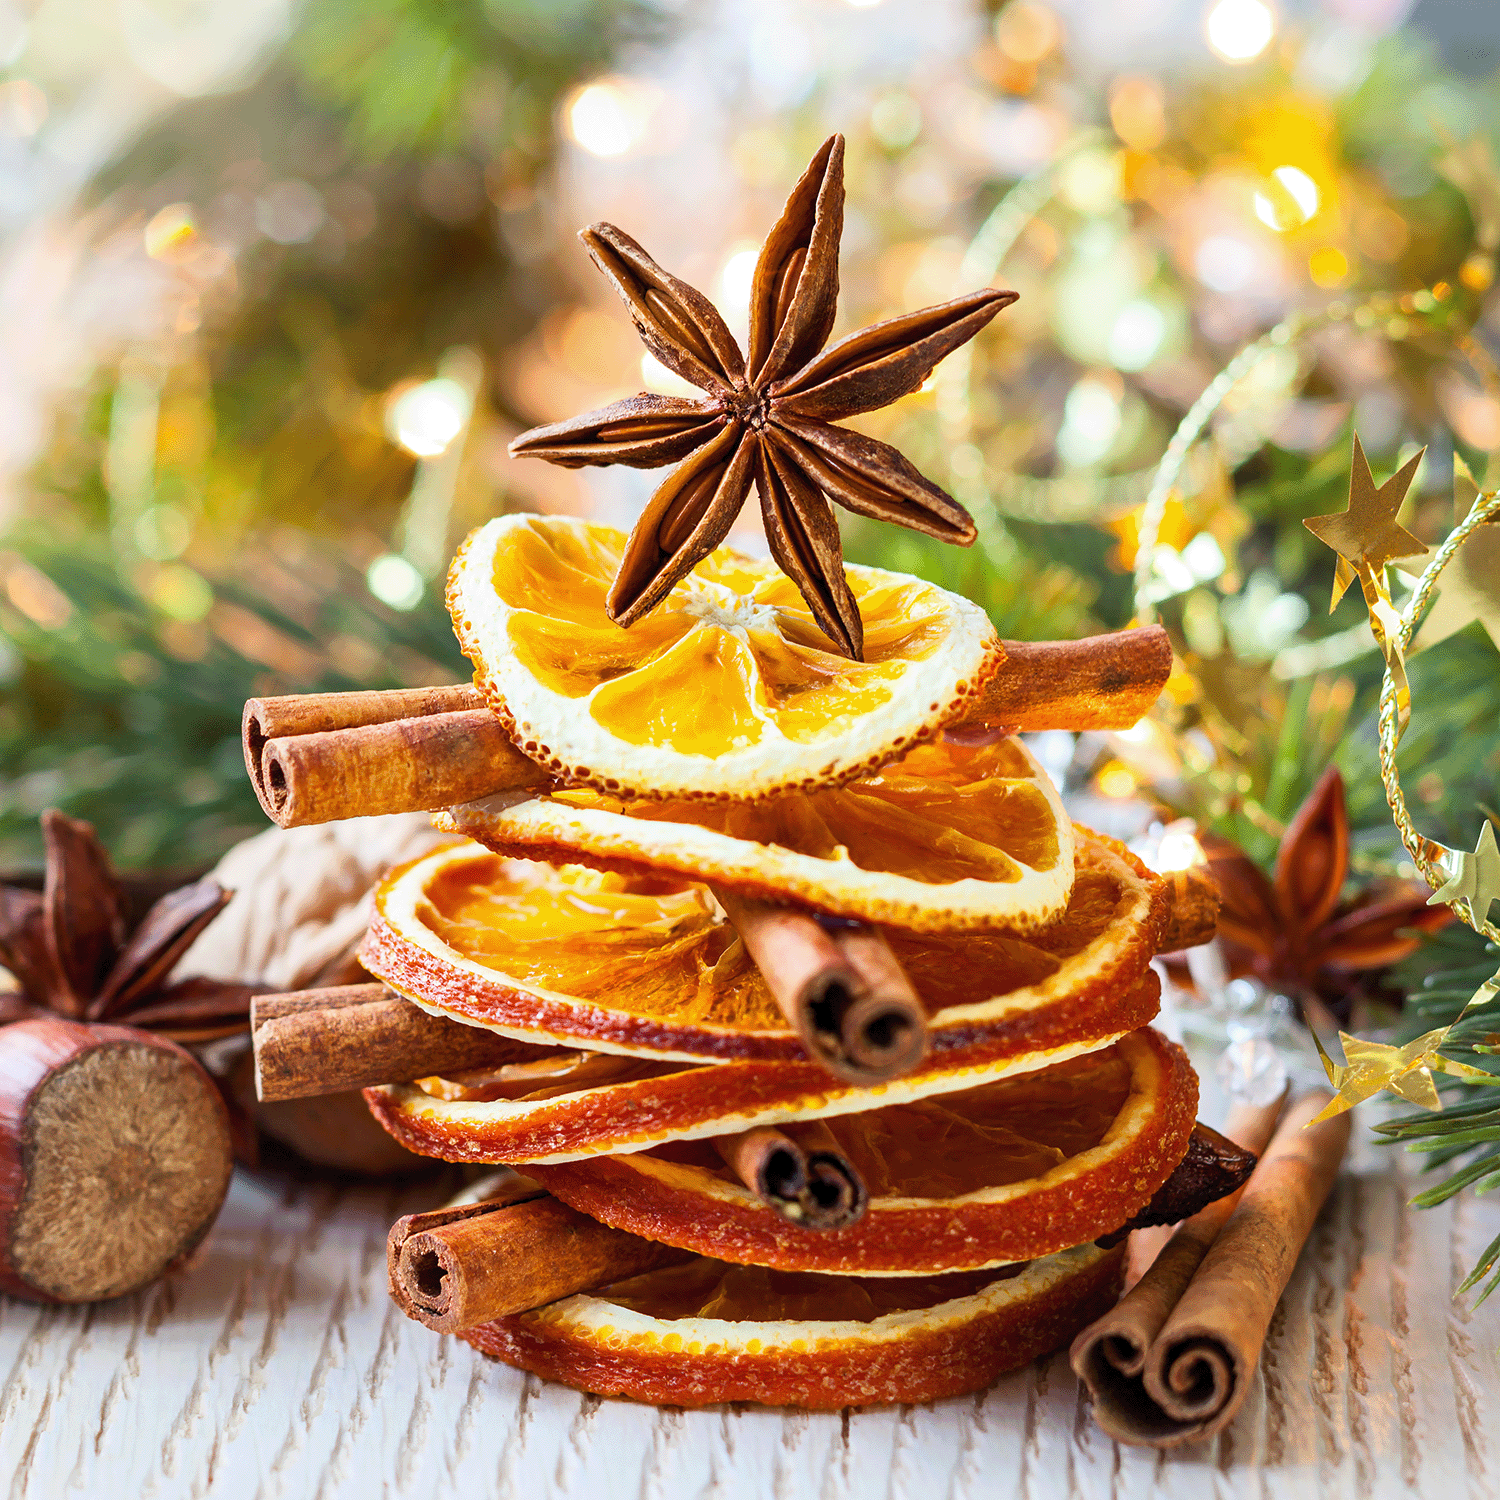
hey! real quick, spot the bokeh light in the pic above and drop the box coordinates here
[385,379,470,458]
[1205,0,1275,64]
[1252,166,1319,231]
[366,554,424,611]
[565,77,657,157]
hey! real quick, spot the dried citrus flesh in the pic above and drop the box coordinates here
[361,971,1162,1165]
[526,1029,1197,1274]
[460,1239,1121,1409]
[446,514,1003,801]
[360,828,1163,1065]
[440,732,1074,934]
[598,1259,1019,1323]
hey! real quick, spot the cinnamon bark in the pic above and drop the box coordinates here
[1070,1090,1350,1448]
[713,888,926,1084]
[244,691,543,828]
[251,984,539,1101]
[390,1187,689,1333]
[714,1120,868,1229]
[241,628,1171,829]
[971,627,1170,732]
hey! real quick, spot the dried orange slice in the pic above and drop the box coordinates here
[362,971,1161,1164]
[440,732,1073,934]
[446,514,1003,801]
[461,1240,1122,1409]
[527,1030,1195,1274]
[360,830,1163,1065]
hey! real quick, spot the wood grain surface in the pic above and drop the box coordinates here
[4,1134,1500,1498]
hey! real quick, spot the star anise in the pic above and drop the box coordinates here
[509,134,1016,659]
[0,810,252,1042]
[1202,766,1452,1022]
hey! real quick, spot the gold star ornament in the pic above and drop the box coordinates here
[1411,463,1500,655]
[1304,435,1426,611]
[1429,819,1500,930]
[1311,1027,1492,1121]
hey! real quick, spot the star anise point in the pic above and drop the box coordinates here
[511,133,1017,660]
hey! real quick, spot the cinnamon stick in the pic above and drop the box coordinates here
[714,1121,868,1230]
[251,984,538,1101]
[713,888,926,1084]
[1070,1090,1351,1448]
[241,628,1171,830]
[244,690,543,828]
[971,627,1171,732]
[390,1187,689,1333]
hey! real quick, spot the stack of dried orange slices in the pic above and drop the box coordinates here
[358,513,1231,1410]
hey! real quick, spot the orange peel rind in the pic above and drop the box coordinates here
[523,1029,1196,1274]
[446,515,1004,802]
[359,831,1164,1065]
[462,1239,1123,1409]
[361,975,1159,1164]
[439,733,1074,935]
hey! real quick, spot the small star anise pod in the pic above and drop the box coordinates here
[509,134,1017,659]
[0,810,252,1042]
[1202,766,1452,1022]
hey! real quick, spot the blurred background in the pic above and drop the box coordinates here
[0,0,1497,894]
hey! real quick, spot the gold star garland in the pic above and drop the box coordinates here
[1310,1028,1492,1121]
[1303,459,1500,1115]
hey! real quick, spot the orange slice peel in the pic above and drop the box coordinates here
[446,515,1004,802]
[461,1239,1123,1409]
[440,732,1075,934]
[359,832,1163,1067]
[361,971,1159,1164]
[525,1029,1196,1274]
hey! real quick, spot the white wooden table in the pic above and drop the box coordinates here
[4,1127,1500,1500]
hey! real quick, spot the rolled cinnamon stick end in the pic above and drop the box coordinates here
[1071,1090,1350,1448]
[714,1123,868,1230]
[257,709,545,828]
[251,984,537,1101]
[1156,864,1221,953]
[392,1190,689,1333]
[966,626,1171,732]
[713,889,926,1084]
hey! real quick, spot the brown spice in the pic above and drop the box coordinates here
[243,690,542,828]
[239,626,1172,830]
[250,984,539,1101]
[1070,1090,1351,1447]
[509,135,1016,658]
[713,887,926,1084]
[389,1187,689,1333]
[0,1017,232,1303]
[713,1121,868,1230]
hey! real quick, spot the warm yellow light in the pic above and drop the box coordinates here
[1205,0,1275,63]
[1108,76,1166,151]
[1253,165,1319,231]
[1156,829,1206,873]
[1308,246,1348,287]
[717,244,760,326]
[1097,761,1139,798]
[994,2,1062,64]
[565,78,655,158]
[385,379,470,458]
[144,203,197,261]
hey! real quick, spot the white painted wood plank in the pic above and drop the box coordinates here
[5,1146,1500,1499]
